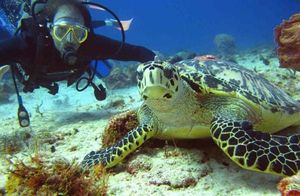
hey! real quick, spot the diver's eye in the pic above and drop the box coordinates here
[163,68,173,79]
[137,71,143,80]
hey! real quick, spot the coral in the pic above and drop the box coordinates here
[102,111,138,147]
[259,55,270,65]
[4,154,108,195]
[0,83,14,103]
[103,62,138,89]
[194,55,218,61]
[106,99,125,109]
[278,172,300,196]
[35,101,44,117]
[214,33,236,60]
[126,155,152,175]
[52,95,70,107]
[176,51,197,60]
[0,130,32,155]
[168,50,196,64]
[275,13,300,71]
[0,0,24,26]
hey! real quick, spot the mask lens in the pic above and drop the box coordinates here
[73,26,88,43]
[53,24,70,40]
[53,24,88,43]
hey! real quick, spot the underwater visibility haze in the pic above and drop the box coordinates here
[96,0,300,53]
[0,9,14,39]
[1,0,300,195]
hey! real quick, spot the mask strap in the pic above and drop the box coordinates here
[82,2,125,56]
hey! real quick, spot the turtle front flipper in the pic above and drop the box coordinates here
[82,124,156,169]
[210,117,300,176]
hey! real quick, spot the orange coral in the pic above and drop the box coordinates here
[278,173,300,196]
[102,111,138,147]
[5,155,107,195]
[275,13,300,70]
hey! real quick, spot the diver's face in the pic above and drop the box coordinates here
[50,5,86,57]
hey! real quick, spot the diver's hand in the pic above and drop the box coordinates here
[104,18,133,31]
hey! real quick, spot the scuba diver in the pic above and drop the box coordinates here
[0,0,156,127]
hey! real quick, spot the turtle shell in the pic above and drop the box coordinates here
[174,59,300,114]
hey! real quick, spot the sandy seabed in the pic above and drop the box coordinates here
[1,50,299,195]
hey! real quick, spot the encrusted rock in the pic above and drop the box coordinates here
[102,111,138,147]
[275,13,300,71]
[278,172,300,196]
[214,33,236,60]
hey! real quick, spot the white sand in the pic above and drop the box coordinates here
[0,52,299,195]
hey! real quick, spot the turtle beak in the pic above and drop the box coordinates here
[142,86,173,100]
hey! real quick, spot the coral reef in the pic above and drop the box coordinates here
[0,129,32,155]
[102,110,138,147]
[0,0,23,27]
[278,172,300,196]
[194,54,218,61]
[275,13,300,71]
[168,50,196,64]
[4,154,107,195]
[214,33,236,60]
[0,66,14,103]
[259,55,270,65]
[0,82,14,103]
[102,62,138,89]
[102,51,196,89]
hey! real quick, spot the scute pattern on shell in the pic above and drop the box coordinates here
[174,60,300,114]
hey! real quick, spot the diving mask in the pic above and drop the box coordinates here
[49,18,89,43]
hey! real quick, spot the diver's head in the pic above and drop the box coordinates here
[47,0,91,65]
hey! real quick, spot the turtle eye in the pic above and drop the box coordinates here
[163,93,172,99]
[163,68,173,79]
[137,71,143,80]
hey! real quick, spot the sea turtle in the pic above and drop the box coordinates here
[82,59,300,176]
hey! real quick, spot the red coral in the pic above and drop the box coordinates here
[194,55,218,61]
[277,174,300,196]
[275,13,300,70]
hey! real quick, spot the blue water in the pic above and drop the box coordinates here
[0,0,299,54]
[93,0,300,54]
[0,9,14,39]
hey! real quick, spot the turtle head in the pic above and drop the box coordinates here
[137,61,180,100]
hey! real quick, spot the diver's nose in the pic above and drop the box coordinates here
[65,31,75,43]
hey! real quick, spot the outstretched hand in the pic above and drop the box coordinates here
[105,18,133,31]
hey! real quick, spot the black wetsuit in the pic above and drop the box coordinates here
[0,17,155,93]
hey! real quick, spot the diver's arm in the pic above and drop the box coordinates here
[116,42,155,62]
[92,19,133,31]
[91,19,118,27]
[86,34,155,62]
[0,36,28,64]
[91,20,107,28]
